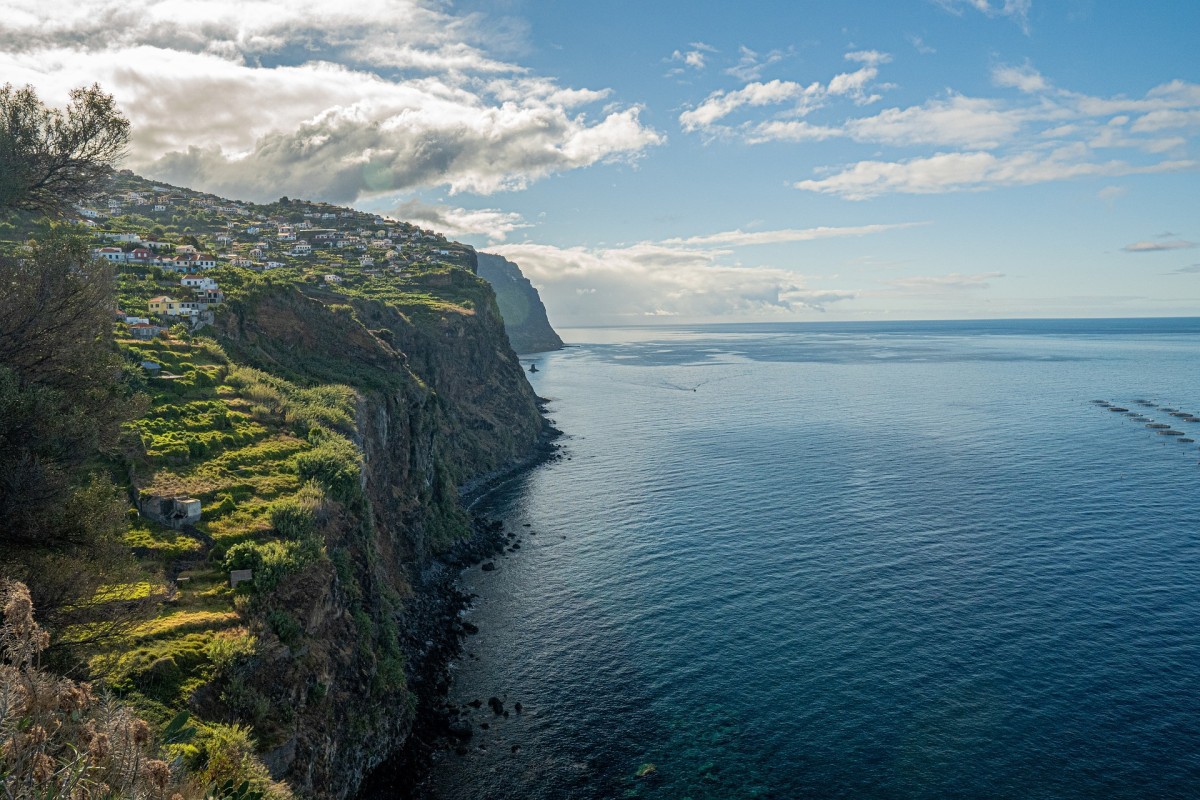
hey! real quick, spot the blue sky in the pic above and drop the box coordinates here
[3,1,1197,322]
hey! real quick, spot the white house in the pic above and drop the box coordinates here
[291,243,312,256]
[323,274,343,285]
[94,247,127,262]
[182,276,218,291]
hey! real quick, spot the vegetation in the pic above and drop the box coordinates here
[1,80,531,798]
[0,83,130,218]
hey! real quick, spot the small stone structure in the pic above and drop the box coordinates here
[139,494,202,529]
[229,569,253,589]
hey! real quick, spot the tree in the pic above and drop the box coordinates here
[0,83,130,218]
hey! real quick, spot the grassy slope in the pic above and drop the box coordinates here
[2,172,530,794]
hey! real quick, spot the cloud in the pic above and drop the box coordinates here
[661,222,927,247]
[992,63,1049,93]
[1122,240,1196,253]
[907,35,936,55]
[484,220,917,322]
[386,200,529,242]
[935,0,1032,33]
[1169,263,1200,274]
[0,0,664,204]
[679,53,888,133]
[725,46,788,82]
[884,272,1004,291]
[844,50,892,67]
[845,95,1025,148]
[794,149,1197,199]
[490,241,855,324]
[670,42,717,72]
[1098,185,1127,202]
[679,79,822,132]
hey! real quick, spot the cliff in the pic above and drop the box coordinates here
[476,253,564,354]
[201,277,548,796]
[7,173,563,799]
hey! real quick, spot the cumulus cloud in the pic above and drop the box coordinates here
[491,241,855,324]
[679,79,823,132]
[678,51,891,134]
[992,63,1049,93]
[0,0,664,204]
[387,200,529,243]
[669,42,717,72]
[1122,240,1196,253]
[484,220,919,322]
[794,149,1197,199]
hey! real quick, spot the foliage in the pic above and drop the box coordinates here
[0,83,130,219]
[0,580,193,799]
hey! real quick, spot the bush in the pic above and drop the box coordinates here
[294,434,361,503]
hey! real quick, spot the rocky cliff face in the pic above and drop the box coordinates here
[208,277,548,797]
[476,253,564,354]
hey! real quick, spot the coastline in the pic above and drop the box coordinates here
[357,401,562,798]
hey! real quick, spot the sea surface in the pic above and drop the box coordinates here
[426,318,1200,799]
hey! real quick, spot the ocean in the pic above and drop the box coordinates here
[423,319,1200,799]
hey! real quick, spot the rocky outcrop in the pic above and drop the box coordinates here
[208,277,550,797]
[476,253,564,354]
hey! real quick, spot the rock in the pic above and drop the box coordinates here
[488,696,504,715]
[480,722,489,730]
[468,699,483,708]
[447,720,473,740]
[461,621,479,635]
[481,562,496,572]
[513,702,523,714]
[511,744,520,753]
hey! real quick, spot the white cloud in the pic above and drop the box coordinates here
[1122,240,1196,253]
[661,222,926,247]
[0,0,664,204]
[485,220,918,323]
[745,120,844,143]
[725,45,788,82]
[679,79,822,132]
[491,241,855,324]
[387,200,529,243]
[992,63,1049,93]
[670,43,716,72]
[794,149,1197,199]
[844,50,892,67]
[1097,185,1127,202]
[935,0,1032,33]
[679,53,890,134]
[846,95,1024,148]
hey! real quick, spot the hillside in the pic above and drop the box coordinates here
[0,173,555,797]
[476,253,564,354]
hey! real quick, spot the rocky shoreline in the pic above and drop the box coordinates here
[356,407,562,798]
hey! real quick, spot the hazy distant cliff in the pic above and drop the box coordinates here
[477,253,564,354]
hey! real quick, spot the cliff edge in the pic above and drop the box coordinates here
[476,253,564,354]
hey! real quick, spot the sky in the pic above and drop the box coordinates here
[3,0,1198,324]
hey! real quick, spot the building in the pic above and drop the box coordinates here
[139,495,202,529]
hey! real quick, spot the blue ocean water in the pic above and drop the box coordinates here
[428,319,1200,799]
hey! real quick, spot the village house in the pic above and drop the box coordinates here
[94,246,127,262]
[323,274,343,285]
[182,276,218,291]
[148,296,180,315]
[291,242,312,256]
[359,256,375,267]
[128,322,165,339]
